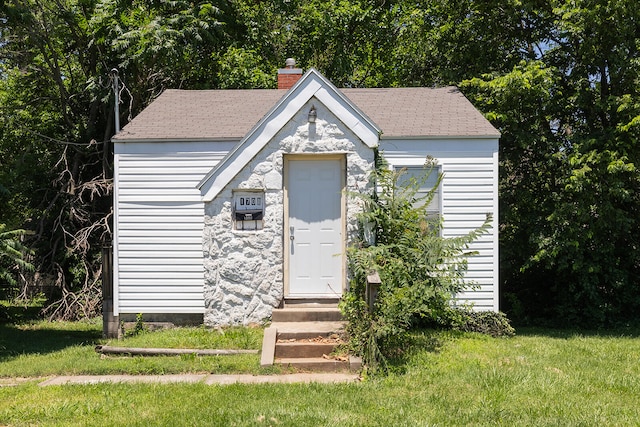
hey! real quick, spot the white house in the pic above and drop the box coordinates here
[111,63,500,327]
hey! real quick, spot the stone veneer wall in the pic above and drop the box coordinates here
[203,99,375,326]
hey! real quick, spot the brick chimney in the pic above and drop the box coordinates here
[278,58,303,90]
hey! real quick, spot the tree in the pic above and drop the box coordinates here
[525,0,640,325]
[0,0,233,318]
[463,1,640,326]
[391,0,554,86]
[230,0,401,87]
[89,0,238,98]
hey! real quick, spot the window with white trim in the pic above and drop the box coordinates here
[395,165,442,215]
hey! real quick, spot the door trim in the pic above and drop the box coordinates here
[283,154,346,298]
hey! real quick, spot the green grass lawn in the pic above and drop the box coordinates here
[1,313,640,425]
[0,317,270,377]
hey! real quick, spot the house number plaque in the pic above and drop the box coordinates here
[233,191,264,230]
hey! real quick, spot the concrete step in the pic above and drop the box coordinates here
[260,317,358,373]
[273,321,345,340]
[276,357,351,372]
[275,342,338,358]
[271,307,343,323]
[284,298,340,308]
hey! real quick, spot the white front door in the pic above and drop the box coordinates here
[286,157,344,297]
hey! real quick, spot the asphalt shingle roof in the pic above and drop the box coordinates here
[114,87,499,141]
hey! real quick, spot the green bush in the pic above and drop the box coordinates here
[0,224,34,298]
[442,308,515,337]
[342,154,492,372]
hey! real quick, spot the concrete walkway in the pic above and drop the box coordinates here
[0,373,360,387]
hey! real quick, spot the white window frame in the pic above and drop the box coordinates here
[393,164,442,216]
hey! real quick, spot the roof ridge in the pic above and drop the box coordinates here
[113,83,499,142]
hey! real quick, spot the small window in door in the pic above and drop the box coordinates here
[233,191,264,231]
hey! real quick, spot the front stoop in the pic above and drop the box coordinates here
[271,307,343,322]
[260,307,361,372]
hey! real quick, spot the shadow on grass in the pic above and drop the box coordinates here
[508,325,640,339]
[1,299,101,360]
[0,303,43,323]
[0,323,102,361]
[384,328,452,374]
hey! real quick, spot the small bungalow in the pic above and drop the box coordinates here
[110,61,500,328]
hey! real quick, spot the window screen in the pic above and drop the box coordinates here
[395,166,441,213]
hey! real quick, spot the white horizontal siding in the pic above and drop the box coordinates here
[118,249,203,258]
[381,137,499,311]
[113,137,498,316]
[117,301,204,313]
[114,142,234,315]
[119,285,204,293]
[120,293,205,301]
[115,279,204,287]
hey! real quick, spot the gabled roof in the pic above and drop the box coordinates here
[113,90,284,141]
[343,87,499,138]
[197,68,381,201]
[113,68,500,202]
[113,84,499,142]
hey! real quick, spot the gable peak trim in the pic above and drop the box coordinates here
[198,68,380,202]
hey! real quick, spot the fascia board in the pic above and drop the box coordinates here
[379,135,501,140]
[114,139,238,155]
[113,137,240,144]
[314,87,378,148]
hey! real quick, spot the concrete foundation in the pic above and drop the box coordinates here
[118,313,204,326]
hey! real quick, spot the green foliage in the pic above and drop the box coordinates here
[342,155,491,371]
[1,0,121,317]
[231,0,400,87]
[462,1,640,327]
[440,308,516,338]
[0,0,237,318]
[392,0,552,86]
[89,0,234,95]
[214,47,276,89]
[126,313,147,337]
[0,224,34,296]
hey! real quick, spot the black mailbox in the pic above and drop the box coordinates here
[235,210,263,221]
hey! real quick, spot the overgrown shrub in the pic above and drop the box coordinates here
[341,154,492,372]
[441,308,515,337]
